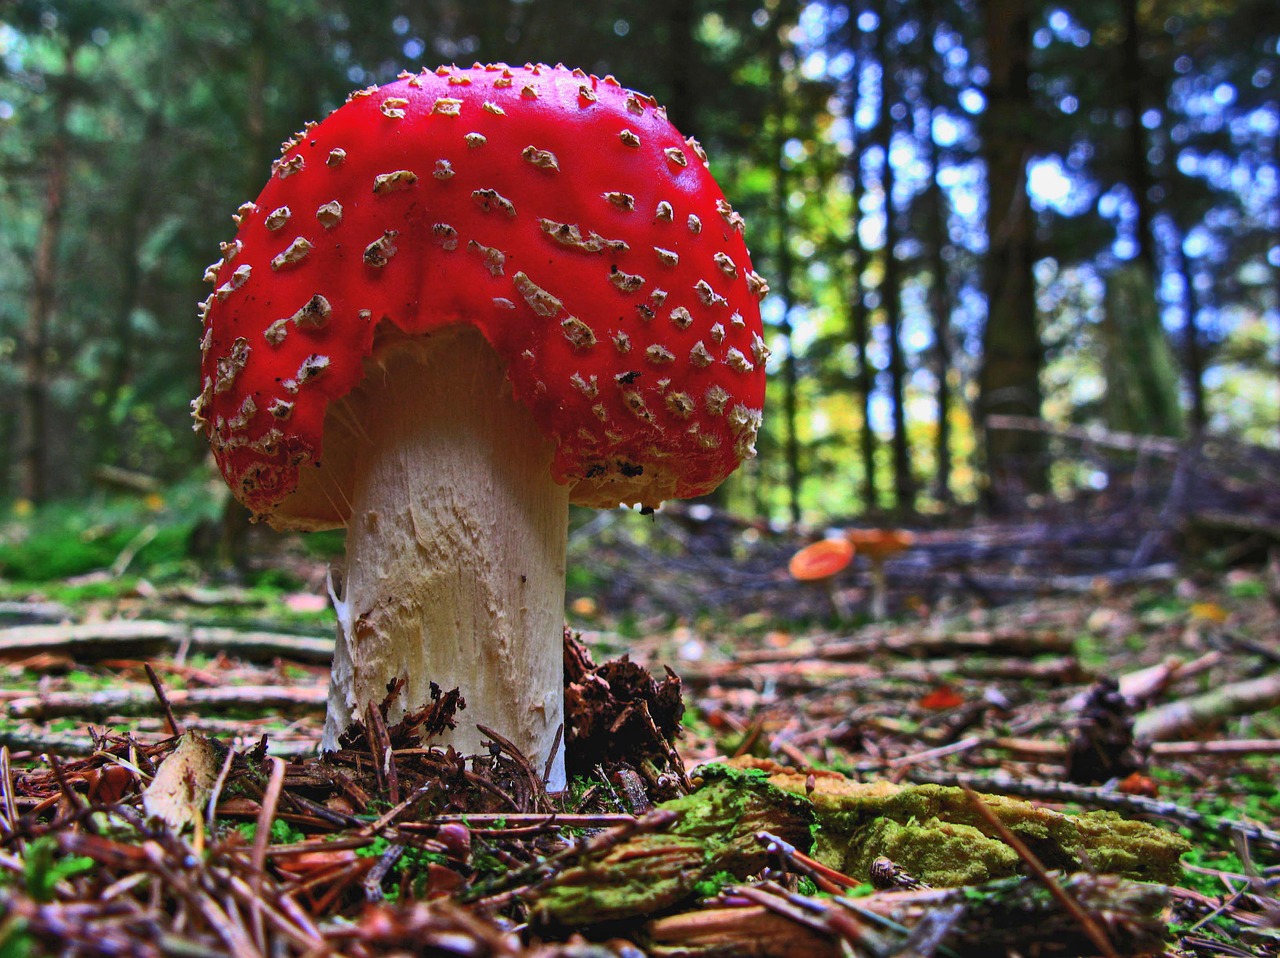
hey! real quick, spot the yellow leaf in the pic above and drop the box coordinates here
[1189,602,1228,624]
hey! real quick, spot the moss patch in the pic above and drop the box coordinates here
[531,764,814,925]
[733,759,1190,886]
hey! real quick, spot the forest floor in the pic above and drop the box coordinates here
[0,498,1278,957]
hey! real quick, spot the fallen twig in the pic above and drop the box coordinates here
[5,685,327,720]
[963,785,1121,958]
[1134,671,1280,742]
[0,621,334,664]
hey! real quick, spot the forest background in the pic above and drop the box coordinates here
[1,0,1277,535]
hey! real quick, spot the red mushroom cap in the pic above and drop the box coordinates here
[787,538,856,582]
[193,63,768,524]
[843,529,916,560]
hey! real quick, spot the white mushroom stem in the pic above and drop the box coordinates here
[868,559,888,621]
[320,327,569,791]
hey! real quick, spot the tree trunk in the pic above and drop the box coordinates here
[873,2,915,515]
[1179,248,1207,433]
[18,52,74,504]
[1122,0,1157,276]
[1272,103,1280,445]
[770,5,802,525]
[215,2,271,572]
[925,4,954,507]
[94,113,160,468]
[978,0,1045,505]
[663,0,697,132]
[846,3,879,513]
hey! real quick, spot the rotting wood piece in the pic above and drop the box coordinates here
[646,904,841,958]
[644,874,1172,958]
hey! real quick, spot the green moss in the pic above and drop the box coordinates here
[852,817,1020,886]
[756,767,1190,886]
[531,764,814,925]
[17,837,95,903]
[530,833,707,924]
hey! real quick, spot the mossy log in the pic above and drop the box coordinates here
[748,760,1189,886]
[529,765,814,925]
[529,761,1188,926]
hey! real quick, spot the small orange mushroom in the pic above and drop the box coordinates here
[788,537,856,620]
[844,528,916,620]
[788,537,855,581]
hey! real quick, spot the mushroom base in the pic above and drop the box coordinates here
[320,328,569,791]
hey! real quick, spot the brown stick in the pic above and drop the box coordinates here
[250,756,287,952]
[144,662,183,737]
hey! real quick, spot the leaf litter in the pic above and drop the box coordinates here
[0,503,1278,956]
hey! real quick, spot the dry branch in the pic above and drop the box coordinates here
[736,627,1073,664]
[646,873,1172,958]
[0,620,334,664]
[680,655,1080,690]
[985,414,1183,457]
[0,601,72,625]
[1133,671,1280,742]
[4,684,326,720]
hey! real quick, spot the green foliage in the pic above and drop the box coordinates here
[356,835,448,900]
[1177,845,1245,899]
[0,918,35,958]
[691,869,737,898]
[0,503,184,581]
[1227,578,1266,600]
[0,481,221,581]
[17,837,95,903]
[301,530,345,561]
[236,818,306,847]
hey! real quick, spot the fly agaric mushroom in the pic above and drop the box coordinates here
[787,537,855,620]
[844,528,915,620]
[193,64,768,790]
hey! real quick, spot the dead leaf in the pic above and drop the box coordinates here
[918,685,965,710]
[142,731,219,830]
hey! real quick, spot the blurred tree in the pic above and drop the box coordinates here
[872,0,916,514]
[844,1,881,512]
[977,0,1045,505]
[767,1,804,525]
[6,2,88,503]
[1100,265,1185,437]
[920,0,957,506]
